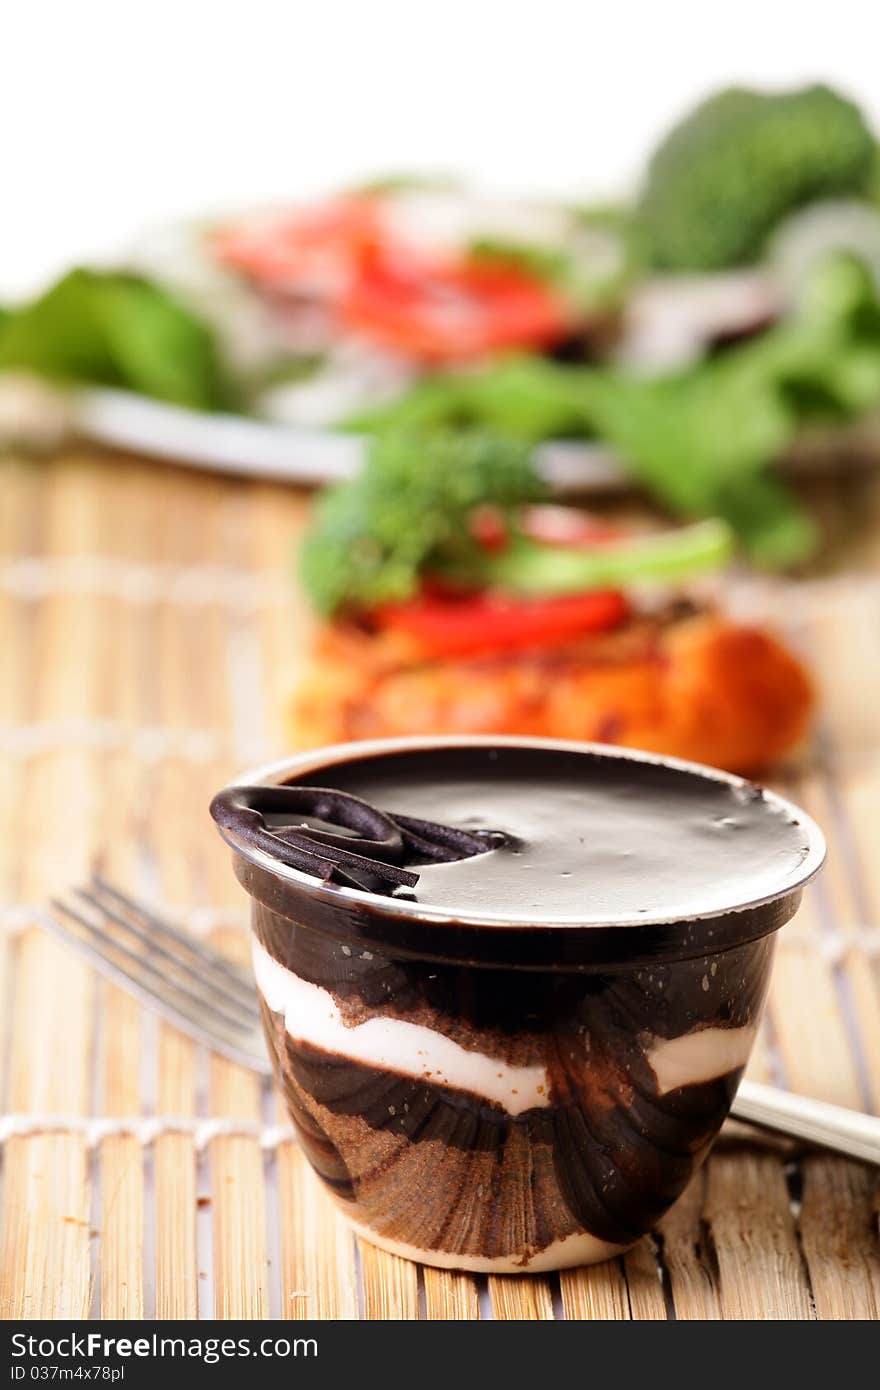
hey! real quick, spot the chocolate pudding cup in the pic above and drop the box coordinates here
[211,736,825,1274]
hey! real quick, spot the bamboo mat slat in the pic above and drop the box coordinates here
[422,1266,481,1321]
[621,1238,668,1319]
[487,1273,555,1321]
[559,1259,631,1320]
[1,451,879,1319]
[359,1241,420,1320]
[704,1152,814,1319]
[276,1141,359,1320]
[655,1173,719,1320]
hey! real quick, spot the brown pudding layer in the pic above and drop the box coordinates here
[253,898,771,1062]
[253,901,773,1263]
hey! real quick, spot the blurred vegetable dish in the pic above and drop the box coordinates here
[3,80,880,566]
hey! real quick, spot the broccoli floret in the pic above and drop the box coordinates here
[299,429,733,614]
[300,431,546,613]
[637,84,876,271]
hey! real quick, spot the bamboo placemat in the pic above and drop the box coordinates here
[0,450,879,1320]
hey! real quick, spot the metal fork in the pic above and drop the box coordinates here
[46,875,271,1076]
[43,877,880,1163]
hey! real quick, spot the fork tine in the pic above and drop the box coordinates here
[74,884,255,1020]
[40,905,271,1075]
[66,891,257,1030]
[90,874,253,988]
[50,895,259,1034]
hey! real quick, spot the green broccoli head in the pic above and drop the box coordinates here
[299,430,546,614]
[637,84,876,272]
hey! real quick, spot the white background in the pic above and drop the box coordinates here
[3,0,878,297]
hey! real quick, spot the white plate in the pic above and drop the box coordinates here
[72,386,626,493]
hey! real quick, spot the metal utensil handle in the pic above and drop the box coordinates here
[732,1079,880,1166]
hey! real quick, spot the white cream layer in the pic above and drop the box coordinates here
[254,938,755,1113]
[347,1215,629,1274]
[647,1026,755,1095]
[252,938,548,1116]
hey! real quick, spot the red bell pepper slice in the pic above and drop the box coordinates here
[340,252,571,362]
[212,196,385,293]
[373,588,628,658]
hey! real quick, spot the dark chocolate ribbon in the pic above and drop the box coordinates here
[210,785,502,892]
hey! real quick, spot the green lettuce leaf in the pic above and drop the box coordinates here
[0,268,237,411]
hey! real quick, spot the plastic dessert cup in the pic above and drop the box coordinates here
[211,735,825,1274]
